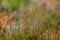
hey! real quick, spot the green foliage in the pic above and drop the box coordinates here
[28,27,39,40]
[9,0,22,8]
[9,0,30,9]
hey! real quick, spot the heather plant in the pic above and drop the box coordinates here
[0,0,60,40]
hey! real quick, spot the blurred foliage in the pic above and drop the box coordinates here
[9,0,22,9]
[0,0,60,40]
[9,0,30,9]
